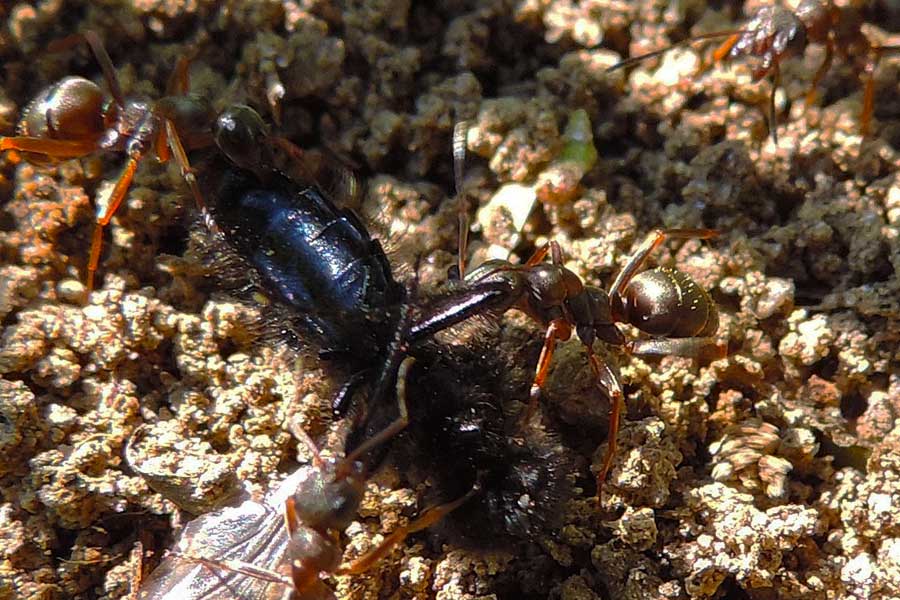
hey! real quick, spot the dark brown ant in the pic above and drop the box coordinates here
[607,0,900,142]
[415,123,724,501]
[138,352,476,600]
[0,31,218,291]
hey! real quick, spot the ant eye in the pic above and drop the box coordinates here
[215,104,269,170]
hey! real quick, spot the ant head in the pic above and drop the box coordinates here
[524,264,584,310]
[215,104,271,172]
[291,458,366,531]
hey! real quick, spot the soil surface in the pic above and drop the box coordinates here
[1,1,899,599]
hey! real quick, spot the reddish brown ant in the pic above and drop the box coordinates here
[0,32,219,291]
[414,123,724,502]
[607,0,900,142]
[139,354,477,600]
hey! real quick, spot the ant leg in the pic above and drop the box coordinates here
[340,355,415,469]
[805,39,834,108]
[168,551,294,587]
[585,349,623,501]
[860,47,885,137]
[524,242,551,267]
[154,124,170,164]
[164,120,211,219]
[167,55,192,95]
[768,62,781,144]
[609,228,718,298]
[862,46,900,136]
[154,56,194,162]
[335,483,479,576]
[523,318,573,422]
[87,150,141,291]
[861,60,875,137]
[0,137,98,158]
[453,121,470,279]
[629,336,726,360]
[165,120,208,213]
[711,32,740,63]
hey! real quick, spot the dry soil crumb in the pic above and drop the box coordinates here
[1,1,899,599]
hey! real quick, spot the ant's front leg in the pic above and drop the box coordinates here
[87,144,144,291]
[522,318,572,422]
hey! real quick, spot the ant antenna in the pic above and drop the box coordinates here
[341,355,414,468]
[48,31,127,108]
[288,418,325,468]
[335,267,419,480]
[606,30,743,72]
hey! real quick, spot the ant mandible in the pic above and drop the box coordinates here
[607,0,900,142]
[0,31,219,291]
[413,123,724,502]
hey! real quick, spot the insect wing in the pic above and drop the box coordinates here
[139,470,307,600]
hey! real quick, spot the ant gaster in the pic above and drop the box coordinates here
[0,32,222,291]
[607,0,900,142]
[414,123,723,500]
[139,355,476,600]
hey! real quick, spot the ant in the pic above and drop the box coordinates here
[418,123,724,500]
[138,354,477,600]
[0,31,219,291]
[607,0,900,142]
